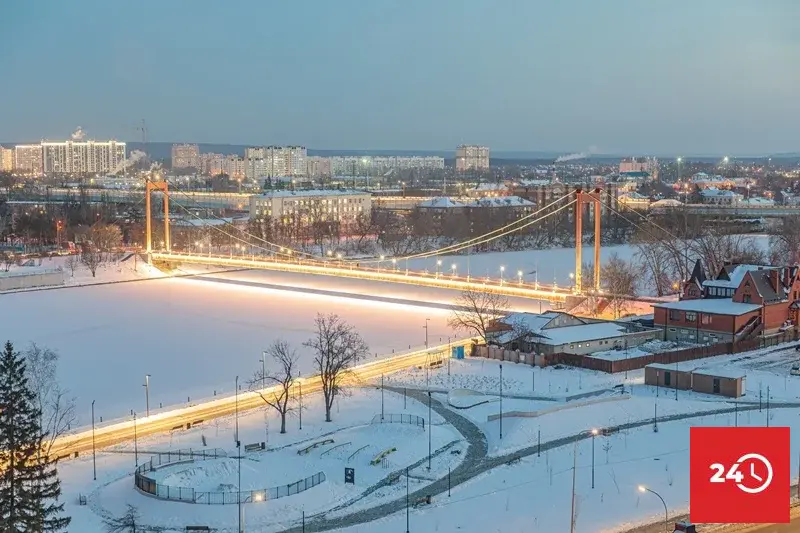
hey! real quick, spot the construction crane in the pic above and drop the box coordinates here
[135,119,148,156]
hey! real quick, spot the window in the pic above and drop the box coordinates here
[743,295,751,303]
[701,314,712,325]
[669,310,680,321]
[713,378,721,394]
[685,312,697,321]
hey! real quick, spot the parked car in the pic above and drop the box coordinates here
[790,366,800,376]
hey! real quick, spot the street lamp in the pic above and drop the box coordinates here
[638,485,669,532]
[500,265,505,285]
[517,270,523,285]
[91,400,96,481]
[436,259,442,278]
[590,428,598,489]
[424,318,430,348]
[143,374,151,417]
[451,263,457,277]
[260,351,267,390]
[499,364,503,440]
[392,258,397,272]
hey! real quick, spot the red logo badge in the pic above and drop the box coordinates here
[690,426,790,524]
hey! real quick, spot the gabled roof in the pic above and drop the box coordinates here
[742,270,782,303]
[704,264,770,290]
[417,197,466,208]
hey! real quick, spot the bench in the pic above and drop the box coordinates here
[244,442,265,453]
[297,439,334,455]
[413,495,431,508]
[370,447,397,465]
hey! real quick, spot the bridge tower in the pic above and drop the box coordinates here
[574,188,602,294]
[145,180,170,254]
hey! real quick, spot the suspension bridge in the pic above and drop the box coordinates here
[142,181,666,306]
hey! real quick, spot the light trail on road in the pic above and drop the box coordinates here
[50,337,477,460]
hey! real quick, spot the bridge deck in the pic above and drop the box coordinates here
[150,251,572,302]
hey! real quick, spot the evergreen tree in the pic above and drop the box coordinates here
[0,341,70,532]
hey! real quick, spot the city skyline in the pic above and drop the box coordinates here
[3,0,799,154]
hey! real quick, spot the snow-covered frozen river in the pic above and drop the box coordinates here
[4,271,455,425]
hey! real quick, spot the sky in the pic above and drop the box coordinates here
[2,0,799,155]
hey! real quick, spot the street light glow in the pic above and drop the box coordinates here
[638,485,646,492]
[591,428,598,435]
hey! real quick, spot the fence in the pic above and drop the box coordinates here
[371,413,425,428]
[473,329,800,374]
[134,448,326,504]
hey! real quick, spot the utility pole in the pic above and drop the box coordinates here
[236,375,242,533]
[133,411,138,467]
[570,442,577,533]
[143,374,151,417]
[427,391,432,470]
[381,374,385,421]
[405,466,410,533]
[499,364,503,440]
[91,400,96,481]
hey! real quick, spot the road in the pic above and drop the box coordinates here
[51,337,476,460]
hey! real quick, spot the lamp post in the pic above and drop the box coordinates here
[143,374,151,417]
[451,263,457,278]
[236,375,242,533]
[436,259,442,278]
[427,391,432,470]
[299,380,303,430]
[638,485,669,532]
[91,400,96,481]
[424,318,430,348]
[499,364,503,440]
[500,265,505,285]
[133,411,138,467]
[405,466,410,533]
[517,270,523,285]
[591,428,598,489]
[381,374,385,421]
[260,351,267,390]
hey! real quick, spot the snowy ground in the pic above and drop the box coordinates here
[590,340,697,362]
[62,388,464,533]
[3,267,458,424]
[3,253,166,289]
[327,407,800,533]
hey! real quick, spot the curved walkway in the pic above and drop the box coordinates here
[279,392,800,533]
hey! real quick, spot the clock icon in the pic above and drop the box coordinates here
[735,453,773,494]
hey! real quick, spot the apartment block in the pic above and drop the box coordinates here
[13,144,44,175]
[249,189,371,226]
[455,145,490,171]
[41,140,126,174]
[171,144,200,169]
[0,147,13,172]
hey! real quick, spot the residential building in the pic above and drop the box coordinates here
[244,147,267,179]
[245,146,308,177]
[619,157,658,176]
[617,192,651,210]
[654,260,800,343]
[467,182,510,198]
[171,144,200,169]
[41,139,126,174]
[13,144,43,175]
[224,155,245,179]
[486,311,657,356]
[199,153,225,176]
[700,187,743,205]
[306,156,332,178]
[0,147,13,172]
[328,155,444,175]
[455,145,490,171]
[249,189,371,227]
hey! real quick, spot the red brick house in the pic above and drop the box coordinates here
[654,261,800,343]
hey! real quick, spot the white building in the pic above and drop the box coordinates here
[455,145,490,171]
[245,146,308,178]
[249,189,371,226]
[13,144,44,175]
[700,187,744,205]
[41,139,126,174]
[617,192,651,210]
[171,144,200,169]
[329,155,445,175]
[0,147,13,172]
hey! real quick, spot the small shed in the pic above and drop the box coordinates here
[691,367,746,398]
[644,363,693,391]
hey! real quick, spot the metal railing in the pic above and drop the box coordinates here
[134,448,326,504]
[371,413,425,428]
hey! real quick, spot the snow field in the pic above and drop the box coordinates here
[328,407,800,533]
[61,387,463,533]
[3,270,456,424]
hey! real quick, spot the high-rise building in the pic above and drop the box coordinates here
[0,147,13,172]
[13,144,44,175]
[224,155,245,179]
[455,145,490,171]
[306,156,332,178]
[328,155,445,175]
[171,144,200,169]
[199,153,224,175]
[245,146,308,178]
[41,140,126,174]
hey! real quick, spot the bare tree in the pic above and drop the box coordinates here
[23,343,76,456]
[692,230,766,277]
[633,233,676,297]
[601,253,638,319]
[248,340,298,434]
[1,251,15,272]
[769,218,800,266]
[448,288,510,343]
[64,254,80,277]
[303,314,369,422]
[80,248,103,277]
[86,223,123,260]
[103,505,162,533]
